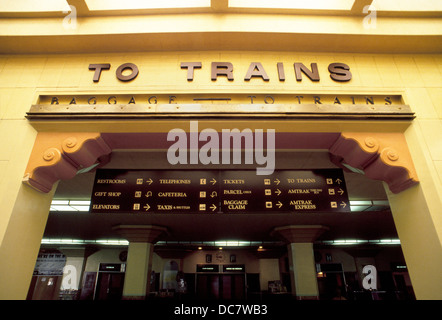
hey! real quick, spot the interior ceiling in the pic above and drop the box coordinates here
[43,150,398,244]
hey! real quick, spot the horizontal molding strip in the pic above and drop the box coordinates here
[27,104,415,120]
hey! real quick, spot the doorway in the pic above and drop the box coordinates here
[94,263,126,300]
[27,275,63,300]
[94,272,125,300]
[317,263,347,300]
[196,274,245,300]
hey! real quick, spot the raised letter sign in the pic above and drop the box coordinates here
[328,63,352,82]
[277,62,285,81]
[181,62,202,81]
[116,63,139,82]
[211,62,234,81]
[244,62,269,81]
[89,63,110,82]
[294,63,320,81]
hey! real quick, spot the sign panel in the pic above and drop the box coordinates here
[33,253,66,276]
[98,263,126,272]
[219,169,349,213]
[196,265,220,273]
[90,169,350,213]
[222,265,246,273]
[91,170,219,213]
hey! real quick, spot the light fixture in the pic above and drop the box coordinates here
[229,0,355,10]
[349,200,390,212]
[41,238,129,246]
[84,0,211,11]
[318,239,400,246]
[50,200,91,212]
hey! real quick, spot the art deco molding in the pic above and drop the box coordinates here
[23,132,112,193]
[329,132,419,194]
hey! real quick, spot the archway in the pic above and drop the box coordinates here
[2,129,440,300]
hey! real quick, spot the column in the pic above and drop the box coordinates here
[386,184,442,300]
[113,225,168,300]
[271,225,328,300]
[259,259,281,292]
[0,183,55,299]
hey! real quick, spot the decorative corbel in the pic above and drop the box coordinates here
[23,132,112,193]
[329,132,419,194]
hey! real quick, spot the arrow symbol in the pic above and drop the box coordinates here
[335,178,342,185]
[146,178,153,185]
[274,178,280,185]
[145,191,152,197]
[211,178,217,185]
[210,204,217,211]
[210,191,217,198]
[276,201,283,208]
[275,189,281,196]
[143,204,151,211]
[340,201,347,208]
[338,188,345,195]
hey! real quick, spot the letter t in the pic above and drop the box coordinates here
[181,62,202,81]
[89,63,111,82]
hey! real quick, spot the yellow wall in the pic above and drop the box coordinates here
[0,51,441,299]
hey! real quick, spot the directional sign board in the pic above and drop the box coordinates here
[220,169,349,213]
[90,170,219,213]
[90,169,350,213]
